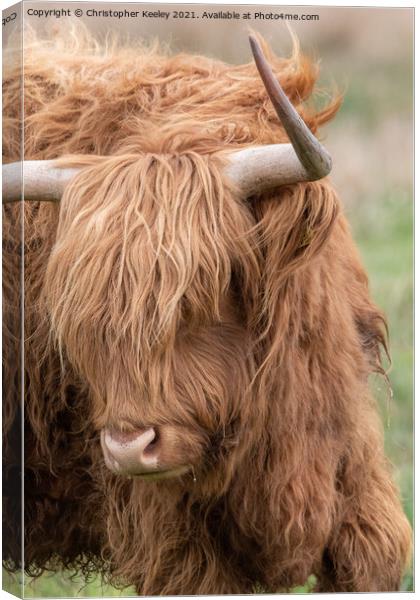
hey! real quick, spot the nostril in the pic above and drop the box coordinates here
[143,428,160,455]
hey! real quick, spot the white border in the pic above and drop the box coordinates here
[0,1,415,600]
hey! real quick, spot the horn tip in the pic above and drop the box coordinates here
[248,34,260,56]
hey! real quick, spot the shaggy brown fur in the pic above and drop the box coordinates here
[3,24,411,593]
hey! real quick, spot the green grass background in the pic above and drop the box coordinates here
[3,7,413,598]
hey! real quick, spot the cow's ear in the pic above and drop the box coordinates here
[343,246,389,375]
[252,180,339,283]
[355,305,389,376]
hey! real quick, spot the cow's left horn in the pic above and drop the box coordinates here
[225,36,332,196]
[2,160,81,203]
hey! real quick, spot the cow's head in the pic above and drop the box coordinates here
[5,37,334,486]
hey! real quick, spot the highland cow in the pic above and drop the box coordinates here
[3,25,412,594]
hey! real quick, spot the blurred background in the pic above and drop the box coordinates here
[3,3,413,596]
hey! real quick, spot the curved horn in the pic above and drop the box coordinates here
[225,35,332,195]
[2,160,81,203]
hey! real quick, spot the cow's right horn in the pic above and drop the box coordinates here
[225,36,332,196]
[2,160,81,203]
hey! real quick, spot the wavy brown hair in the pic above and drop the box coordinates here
[3,24,411,593]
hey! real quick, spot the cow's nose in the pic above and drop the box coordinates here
[100,427,160,475]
